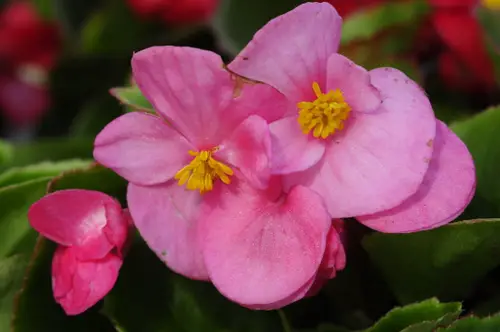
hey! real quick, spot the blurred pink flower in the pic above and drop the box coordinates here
[28,190,131,315]
[0,1,61,125]
[94,46,344,308]
[229,2,476,233]
[127,0,218,24]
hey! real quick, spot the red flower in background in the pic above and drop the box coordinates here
[127,0,218,24]
[0,1,61,126]
[326,0,496,92]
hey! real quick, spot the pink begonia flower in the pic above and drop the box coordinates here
[229,2,476,233]
[28,190,131,315]
[93,46,344,308]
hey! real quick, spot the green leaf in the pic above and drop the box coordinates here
[11,239,117,332]
[363,219,500,304]
[103,239,282,332]
[0,178,54,258]
[47,164,127,203]
[0,255,29,331]
[213,0,303,54]
[451,106,500,218]
[366,299,461,332]
[476,6,500,85]
[0,159,91,187]
[5,138,93,168]
[0,140,13,166]
[110,87,154,113]
[437,314,500,331]
[341,1,430,44]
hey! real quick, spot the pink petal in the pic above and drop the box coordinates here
[326,54,381,113]
[94,112,193,186]
[132,47,236,147]
[306,221,347,297]
[228,2,342,103]
[217,115,271,189]
[103,204,132,254]
[28,190,123,258]
[127,182,209,280]
[285,68,436,217]
[53,247,122,315]
[357,121,476,233]
[270,116,326,174]
[228,82,292,122]
[202,179,331,307]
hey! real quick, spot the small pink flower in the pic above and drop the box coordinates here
[229,2,476,233]
[94,46,344,308]
[28,190,131,315]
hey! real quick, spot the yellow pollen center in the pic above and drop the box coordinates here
[483,0,500,9]
[297,82,351,139]
[174,149,233,194]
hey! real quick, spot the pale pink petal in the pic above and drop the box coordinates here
[245,276,317,310]
[229,82,292,121]
[127,182,209,280]
[28,190,122,257]
[285,68,436,217]
[202,180,331,307]
[94,112,193,186]
[228,2,342,103]
[357,121,476,233]
[326,54,381,113]
[218,115,271,189]
[132,47,237,147]
[54,249,122,315]
[270,116,326,174]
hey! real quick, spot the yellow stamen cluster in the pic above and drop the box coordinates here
[297,82,351,139]
[174,149,233,194]
[483,0,500,10]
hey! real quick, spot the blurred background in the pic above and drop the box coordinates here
[0,0,498,160]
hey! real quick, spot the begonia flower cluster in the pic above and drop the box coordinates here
[28,2,475,315]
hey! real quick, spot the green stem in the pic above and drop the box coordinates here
[278,309,292,332]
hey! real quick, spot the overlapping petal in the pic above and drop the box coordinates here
[326,53,381,113]
[358,121,476,233]
[217,115,271,189]
[94,112,193,186]
[127,182,209,280]
[202,179,331,307]
[285,68,436,218]
[52,247,122,315]
[28,190,122,258]
[132,47,236,147]
[269,117,326,174]
[229,2,342,103]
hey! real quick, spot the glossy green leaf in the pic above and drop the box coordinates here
[11,239,116,332]
[363,219,500,304]
[437,314,500,331]
[47,164,127,203]
[0,159,91,187]
[103,239,282,332]
[341,1,429,44]
[451,106,500,218]
[0,255,29,331]
[213,0,303,54]
[110,86,154,113]
[366,299,461,332]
